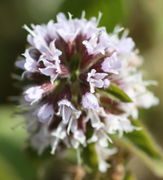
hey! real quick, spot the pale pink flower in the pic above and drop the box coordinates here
[82,92,99,109]
[37,103,54,123]
[24,86,44,104]
[87,69,110,93]
[101,52,121,74]
[15,12,158,172]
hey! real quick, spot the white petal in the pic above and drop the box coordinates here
[39,67,54,76]
[15,60,25,69]
[24,86,44,104]
[102,53,121,74]
[37,104,54,123]
[82,92,99,109]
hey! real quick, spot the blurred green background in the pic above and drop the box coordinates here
[0,0,163,179]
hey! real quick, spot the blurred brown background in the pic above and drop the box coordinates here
[0,0,163,179]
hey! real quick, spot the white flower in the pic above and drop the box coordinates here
[55,13,81,42]
[15,59,25,70]
[38,41,62,83]
[39,59,60,83]
[108,27,135,56]
[85,109,104,130]
[87,69,110,93]
[118,102,138,119]
[82,92,99,109]
[57,99,81,133]
[24,21,57,53]
[31,125,51,154]
[105,114,139,137]
[101,53,121,74]
[70,120,86,148]
[73,130,86,145]
[51,123,67,154]
[37,103,54,123]
[39,40,62,62]
[117,72,159,116]
[55,12,102,42]
[16,13,158,172]
[23,48,38,72]
[95,143,117,172]
[24,86,44,104]
[83,32,106,55]
[117,30,135,55]
[135,91,159,108]
[83,29,117,56]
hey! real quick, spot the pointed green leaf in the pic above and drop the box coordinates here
[100,83,133,102]
[117,120,163,177]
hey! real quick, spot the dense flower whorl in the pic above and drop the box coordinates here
[16,13,158,172]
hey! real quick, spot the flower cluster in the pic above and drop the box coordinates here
[15,13,158,172]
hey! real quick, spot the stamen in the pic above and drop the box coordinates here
[97,12,102,25]
[23,25,36,37]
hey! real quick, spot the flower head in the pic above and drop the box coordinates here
[15,12,158,172]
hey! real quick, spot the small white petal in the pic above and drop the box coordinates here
[105,114,139,137]
[37,104,54,123]
[82,92,99,109]
[15,60,25,69]
[136,92,159,109]
[57,99,81,133]
[24,86,44,104]
[23,49,38,72]
[101,53,121,74]
[87,69,110,93]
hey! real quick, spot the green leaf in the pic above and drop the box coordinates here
[100,83,133,103]
[118,120,163,177]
